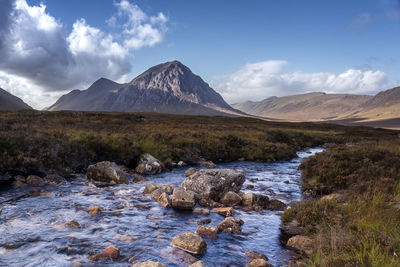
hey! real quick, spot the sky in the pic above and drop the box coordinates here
[0,0,399,109]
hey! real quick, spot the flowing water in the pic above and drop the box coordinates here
[0,148,323,267]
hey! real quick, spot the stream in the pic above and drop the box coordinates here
[0,148,323,267]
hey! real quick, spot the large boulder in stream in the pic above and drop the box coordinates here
[181,169,245,201]
[171,188,195,210]
[87,161,128,185]
[135,154,165,175]
[242,193,286,211]
[171,232,207,255]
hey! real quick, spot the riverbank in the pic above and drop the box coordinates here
[281,139,400,266]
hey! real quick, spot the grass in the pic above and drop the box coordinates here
[283,139,400,266]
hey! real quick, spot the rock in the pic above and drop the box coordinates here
[171,232,207,255]
[43,174,66,185]
[88,245,120,261]
[196,225,218,239]
[287,235,313,256]
[88,206,103,215]
[143,183,159,194]
[114,233,136,242]
[220,191,242,206]
[189,261,206,267]
[133,174,148,182]
[26,175,45,186]
[157,192,171,208]
[14,175,25,182]
[284,180,290,184]
[245,251,268,261]
[135,154,164,175]
[87,161,128,185]
[144,183,173,196]
[64,219,80,229]
[246,184,254,189]
[242,193,286,210]
[197,218,212,225]
[181,169,245,201]
[150,188,165,199]
[212,207,234,217]
[160,247,198,266]
[280,219,305,242]
[178,161,187,167]
[185,167,197,177]
[200,161,216,168]
[12,180,26,187]
[246,259,273,267]
[132,261,166,267]
[217,217,243,234]
[171,188,195,210]
[193,208,210,216]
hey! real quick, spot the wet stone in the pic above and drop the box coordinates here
[189,261,206,267]
[64,219,80,229]
[212,207,235,217]
[246,258,273,267]
[217,217,244,234]
[197,218,212,225]
[196,225,218,239]
[171,188,195,210]
[132,261,167,267]
[88,206,103,215]
[160,247,199,266]
[193,208,210,215]
[171,232,207,255]
[157,192,171,208]
[88,245,120,261]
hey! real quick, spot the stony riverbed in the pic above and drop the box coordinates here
[0,148,323,267]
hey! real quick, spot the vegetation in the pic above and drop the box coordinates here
[283,140,400,266]
[0,110,396,177]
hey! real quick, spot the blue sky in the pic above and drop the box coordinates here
[0,0,399,107]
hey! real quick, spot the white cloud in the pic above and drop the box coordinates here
[0,0,168,108]
[350,13,373,29]
[214,60,389,104]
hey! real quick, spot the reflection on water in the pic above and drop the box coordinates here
[0,148,323,267]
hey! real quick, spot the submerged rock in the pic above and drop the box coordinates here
[88,206,104,215]
[217,217,244,234]
[87,161,128,185]
[64,219,80,229]
[171,188,195,210]
[88,245,120,261]
[132,261,166,267]
[135,154,164,175]
[193,208,210,216]
[189,261,206,267]
[181,169,245,201]
[242,193,286,210]
[160,247,198,266]
[246,259,273,267]
[171,232,207,255]
[245,251,269,261]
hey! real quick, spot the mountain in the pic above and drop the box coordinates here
[48,61,241,116]
[0,88,32,110]
[335,86,400,128]
[232,92,372,121]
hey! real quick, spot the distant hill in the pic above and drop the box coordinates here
[0,88,32,110]
[48,61,242,116]
[232,92,372,121]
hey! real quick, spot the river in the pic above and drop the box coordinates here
[0,148,323,267]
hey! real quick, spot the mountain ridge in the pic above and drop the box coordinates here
[0,88,32,111]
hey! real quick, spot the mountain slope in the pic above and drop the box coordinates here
[0,88,32,110]
[232,92,372,121]
[48,61,241,116]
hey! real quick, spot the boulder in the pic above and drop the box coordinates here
[242,193,285,210]
[135,154,164,175]
[88,245,120,261]
[43,174,66,185]
[12,180,26,187]
[287,235,313,256]
[26,175,45,186]
[199,161,216,168]
[132,261,166,267]
[280,219,305,243]
[196,225,218,239]
[171,188,195,210]
[197,218,212,225]
[160,247,198,266]
[220,191,242,206]
[171,232,207,255]
[88,206,104,215]
[217,217,243,234]
[157,192,171,208]
[185,167,197,177]
[193,208,210,216]
[64,219,80,229]
[189,261,206,267]
[87,161,128,185]
[181,169,245,201]
[245,251,268,261]
[144,183,173,196]
[212,207,235,217]
[246,259,273,267]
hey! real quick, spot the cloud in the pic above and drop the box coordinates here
[214,60,389,104]
[350,13,373,29]
[0,0,168,109]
